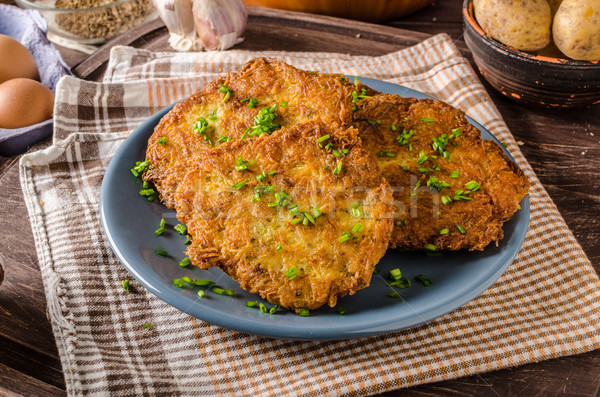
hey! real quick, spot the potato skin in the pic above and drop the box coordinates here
[474,0,552,51]
[552,0,600,61]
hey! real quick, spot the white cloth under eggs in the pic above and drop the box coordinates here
[0,4,71,92]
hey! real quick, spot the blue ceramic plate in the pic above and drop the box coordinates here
[100,79,530,340]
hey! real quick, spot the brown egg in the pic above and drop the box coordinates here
[0,78,54,129]
[0,34,40,84]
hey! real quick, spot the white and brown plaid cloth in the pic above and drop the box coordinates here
[20,34,600,396]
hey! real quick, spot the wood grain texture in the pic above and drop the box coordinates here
[1,2,599,396]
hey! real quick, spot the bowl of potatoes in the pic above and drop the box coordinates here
[463,0,600,108]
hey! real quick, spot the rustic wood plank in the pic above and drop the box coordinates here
[0,336,65,390]
[0,364,65,397]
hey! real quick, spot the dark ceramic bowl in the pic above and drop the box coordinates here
[463,0,600,108]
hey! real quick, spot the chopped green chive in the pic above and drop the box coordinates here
[339,232,351,243]
[218,84,232,102]
[427,176,451,191]
[317,134,330,143]
[290,217,303,225]
[212,287,225,295]
[431,134,449,156]
[269,305,278,314]
[144,323,151,329]
[389,277,411,289]
[156,249,168,256]
[174,224,187,235]
[182,276,193,285]
[193,279,214,287]
[389,268,402,280]
[197,290,205,298]
[235,156,254,171]
[351,88,370,103]
[312,207,322,218]
[155,218,166,236]
[387,291,402,298]
[351,223,364,234]
[232,180,247,190]
[122,280,130,291]
[378,150,396,157]
[332,160,343,175]
[450,128,462,138]
[241,98,258,108]
[139,188,155,196]
[130,159,149,177]
[193,117,209,134]
[276,245,282,252]
[217,136,231,143]
[416,151,428,165]
[424,243,437,251]
[243,105,280,139]
[396,129,415,146]
[439,228,449,235]
[421,117,435,125]
[280,101,288,107]
[336,307,346,315]
[391,124,397,132]
[450,171,460,178]
[173,278,185,288]
[417,167,430,174]
[259,303,268,313]
[457,224,466,234]
[304,212,315,224]
[284,266,299,280]
[416,274,432,286]
[246,301,258,307]
[441,195,452,205]
[157,137,167,145]
[465,180,480,191]
[179,257,191,267]
[298,308,310,317]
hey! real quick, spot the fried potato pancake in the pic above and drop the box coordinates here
[174,121,393,311]
[352,94,529,251]
[143,57,362,208]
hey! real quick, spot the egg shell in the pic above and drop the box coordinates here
[0,78,54,129]
[0,34,40,84]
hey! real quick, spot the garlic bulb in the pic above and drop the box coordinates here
[152,0,197,51]
[153,0,247,51]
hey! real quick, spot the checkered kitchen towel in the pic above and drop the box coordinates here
[20,33,600,396]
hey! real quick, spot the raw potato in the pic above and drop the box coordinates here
[474,0,552,51]
[553,0,600,61]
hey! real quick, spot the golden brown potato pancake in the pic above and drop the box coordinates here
[174,121,393,311]
[143,57,363,208]
[352,94,529,251]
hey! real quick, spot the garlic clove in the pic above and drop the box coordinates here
[152,0,200,51]
[192,0,247,51]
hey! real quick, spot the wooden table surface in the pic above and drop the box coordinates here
[1,2,599,396]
